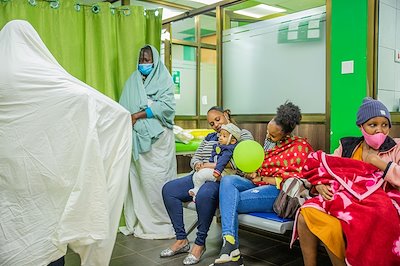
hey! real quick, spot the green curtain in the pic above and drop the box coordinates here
[0,0,162,100]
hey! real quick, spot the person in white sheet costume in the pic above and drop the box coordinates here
[0,20,132,266]
[119,45,177,239]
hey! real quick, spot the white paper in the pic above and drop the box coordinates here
[288,22,299,31]
[308,20,320,29]
[307,29,320,39]
[341,60,354,74]
[201,95,208,105]
[288,31,298,40]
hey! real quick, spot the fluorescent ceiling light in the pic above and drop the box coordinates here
[161,8,184,20]
[234,4,286,18]
[190,0,221,4]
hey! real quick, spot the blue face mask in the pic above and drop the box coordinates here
[138,63,153,76]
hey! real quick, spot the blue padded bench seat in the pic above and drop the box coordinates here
[238,212,294,234]
[183,202,294,235]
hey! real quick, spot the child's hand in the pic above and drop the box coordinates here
[202,162,216,169]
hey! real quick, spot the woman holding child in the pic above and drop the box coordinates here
[213,101,314,264]
[161,106,253,265]
[297,97,400,266]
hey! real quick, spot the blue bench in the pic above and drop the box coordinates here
[184,202,294,235]
[238,212,293,234]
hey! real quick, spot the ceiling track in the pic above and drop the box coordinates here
[162,0,246,24]
[138,0,193,10]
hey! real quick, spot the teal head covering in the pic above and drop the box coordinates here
[119,44,176,160]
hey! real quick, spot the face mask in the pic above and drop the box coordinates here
[361,126,387,150]
[138,63,153,76]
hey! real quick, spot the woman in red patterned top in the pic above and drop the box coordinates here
[212,101,313,265]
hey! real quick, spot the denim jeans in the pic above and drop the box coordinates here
[219,175,279,242]
[162,173,219,246]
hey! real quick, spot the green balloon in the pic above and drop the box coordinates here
[233,140,265,173]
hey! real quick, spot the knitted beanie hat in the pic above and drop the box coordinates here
[356,97,391,127]
[221,123,241,141]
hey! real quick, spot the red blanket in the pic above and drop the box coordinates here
[300,151,400,266]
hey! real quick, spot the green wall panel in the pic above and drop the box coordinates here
[330,0,368,152]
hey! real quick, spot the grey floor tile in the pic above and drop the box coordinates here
[139,245,188,264]
[282,258,304,266]
[118,236,175,253]
[109,253,159,266]
[159,252,213,266]
[250,244,303,265]
[116,232,134,243]
[316,254,332,266]
[281,257,304,266]
[111,243,137,258]
[195,254,219,266]
[159,255,189,265]
[65,209,334,266]
[241,255,277,266]
[238,231,283,256]
[281,255,333,266]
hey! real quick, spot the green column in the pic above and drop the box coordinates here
[330,0,369,152]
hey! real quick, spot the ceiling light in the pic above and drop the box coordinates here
[161,8,184,20]
[234,4,286,18]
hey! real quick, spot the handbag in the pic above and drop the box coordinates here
[273,177,312,219]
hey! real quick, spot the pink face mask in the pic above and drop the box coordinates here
[361,126,387,150]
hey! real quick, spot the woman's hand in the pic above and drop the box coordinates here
[243,173,275,185]
[194,162,203,171]
[131,114,138,126]
[252,176,275,185]
[131,110,147,126]
[243,172,258,180]
[362,143,388,171]
[315,184,333,200]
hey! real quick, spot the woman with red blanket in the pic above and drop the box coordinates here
[296,97,400,266]
[212,102,313,264]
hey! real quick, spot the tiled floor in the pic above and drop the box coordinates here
[65,209,332,266]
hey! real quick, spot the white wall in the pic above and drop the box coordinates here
[377,0,400,111]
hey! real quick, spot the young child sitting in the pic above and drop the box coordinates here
[189,123,241,201]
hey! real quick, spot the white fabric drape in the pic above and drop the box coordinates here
[0,20,132,266]
[122,128,176,239]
